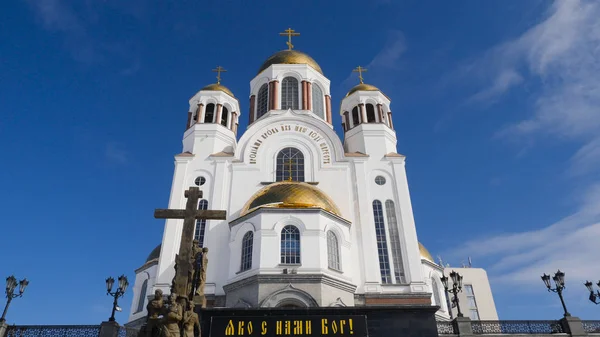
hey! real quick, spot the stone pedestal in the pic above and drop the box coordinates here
[0,321,8,337]
[99,321,120,337]
[193,295,207,308]
[560,316,586,337]
[453,317,473,336]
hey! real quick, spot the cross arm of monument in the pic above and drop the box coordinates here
[154,209,226,220]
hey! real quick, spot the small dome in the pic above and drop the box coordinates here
[419,242,435,263]
[200,83,235,97]
[257,50,323,75]
[240,181,341,217]
[146,244,161,262]
[346,83,380,97]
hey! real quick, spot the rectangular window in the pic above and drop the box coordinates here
[464,285,480,320]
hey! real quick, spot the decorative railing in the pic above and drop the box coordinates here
[471,320,564,334]
[6,325,101,337]
[118,326,140,337]
[437,320,457,334]
[583,320,600,333]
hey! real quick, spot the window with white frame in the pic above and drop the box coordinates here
[281,77,299,110]
[432,278,442,306]
[194,199,208,246]
[385,200,405,283]
[276,147,304,182]
[280,225,300,264]
[135,279,148,313]
[312,84,324,119]
[256,84,269,119]
[327,231,340,270]
[464,285,480,320]
[372,200,392,283]
[221,106,229,127]
[240,231,253,272]
[204,104,215,123]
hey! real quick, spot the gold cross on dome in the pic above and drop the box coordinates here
[212,66,227,84]
[286,158,295,181]
[353,66,368,84]
[279,28,300,50]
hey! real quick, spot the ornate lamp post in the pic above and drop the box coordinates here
[0,276,29,323]
[105,275,129,322]
[584,280,600,305]
[541,270,570,317]
[441,270,464,317]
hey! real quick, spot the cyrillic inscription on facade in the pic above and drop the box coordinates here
[248,124,331,165]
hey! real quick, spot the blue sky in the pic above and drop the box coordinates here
[1,0,599,325]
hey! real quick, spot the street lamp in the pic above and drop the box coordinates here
[105,275,129,322]
[0,276,29,323]
[584,280,600,305]
[541,270,570,317]
[441,270,464,317]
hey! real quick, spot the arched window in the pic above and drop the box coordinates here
[312,84,324,119]
[281,77,299,110]
[221,106,229,127]
[204,104,215,123]
[240,231,254,272]
[373,200,391,283]
[432,278,442,306]
[327,231,340,270]
[276,147,305,182]
[281,225,300,264]
[366,104,376,123]
[385,200,405,283]
[136,279,148,313]
[256,84,269,119]
[351,106,360,127]
[194,200,208,246]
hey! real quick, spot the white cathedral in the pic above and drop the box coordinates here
[127,36,451,327]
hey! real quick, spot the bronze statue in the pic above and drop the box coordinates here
[195,248,209,297]
[163,293,183,337]
[182,301,201,337]
[147,289,164,320]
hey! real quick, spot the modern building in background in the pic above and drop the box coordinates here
[442,266,499,321]
[124,34,499,327]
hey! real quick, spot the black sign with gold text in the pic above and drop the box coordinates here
[210,315,368,337]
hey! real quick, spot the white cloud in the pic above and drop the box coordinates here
[447,0,600,289]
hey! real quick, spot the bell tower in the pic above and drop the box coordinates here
[183,67,241,155]
[340,67,397,158]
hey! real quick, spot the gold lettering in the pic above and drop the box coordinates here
[306,321,312,335]
[238,321,245,335]
[340,320,346,334]
[284,321,291,335]
[261,321,267,335]
[331,321,338,334]
[248,322,253,335]
[276,321,282,335]
[349,319,354,334]
[225,320,235,336]
[293,321,303,335]
[322,319,328,335]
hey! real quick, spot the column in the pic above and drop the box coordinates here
[186,111,192,130]
[268,82,274,110]
[197,103,204,124]
[325,95,332,123]
[230,112,237,130]
[301,81,308,109]
[344,111,350,131]
[272,80,279,110]
[306,82,312,110]
[387,111,394,129]
[359,103,367,125]
[249,95,256,124]
[215,104,223,125]
[377,104,384,123]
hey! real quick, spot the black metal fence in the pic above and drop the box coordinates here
[436,321,457,334]
[117,326,140,337]
[6,325,101,337]
[583,321,600,333]
[471,320,564,334]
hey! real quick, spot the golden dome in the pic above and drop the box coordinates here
[240,181,341,217]
[200,83,235,97]
[257,50,323,75]
[419,242,435,263]
[346,83,380,97]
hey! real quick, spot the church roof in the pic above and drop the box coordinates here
[257,50,323,75]
[345,83,381,97]
[240,181,341,217]
[200,83,235,97]
[419,242,435,263]
[146,244,161,262]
